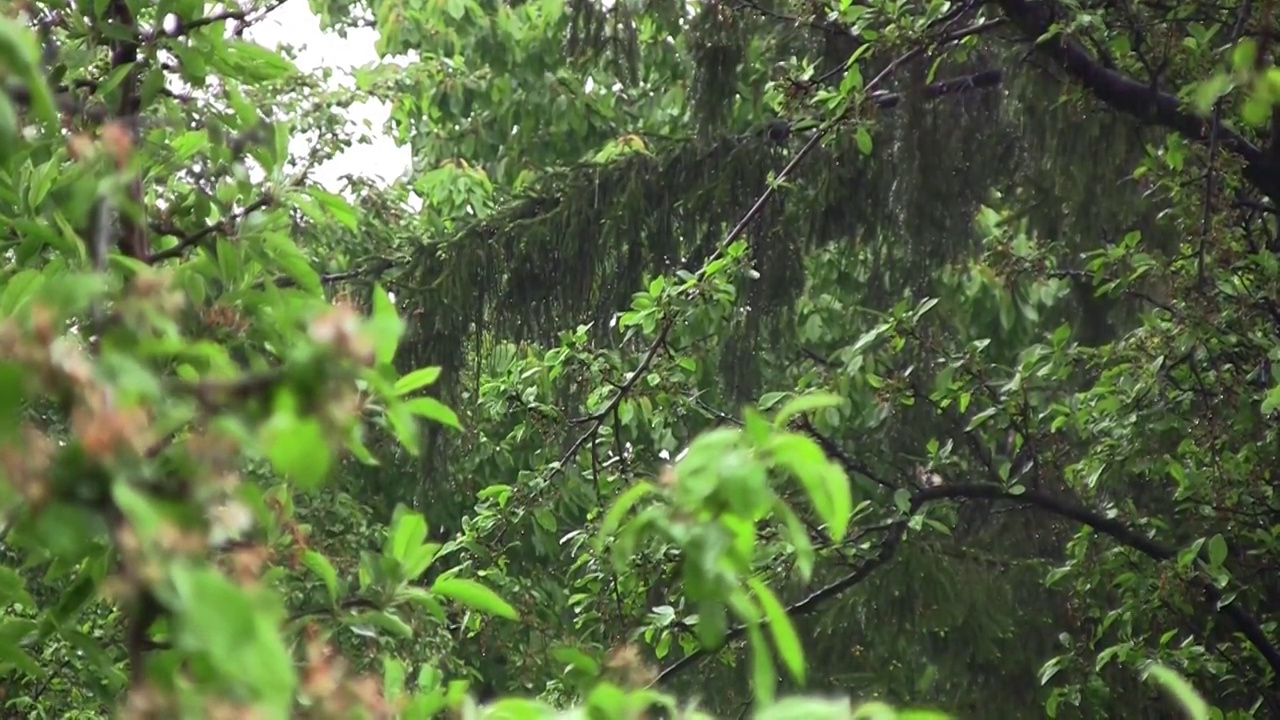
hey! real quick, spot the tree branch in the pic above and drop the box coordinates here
[179,0,292,36]
[995,0,1280,201]
[653,481,1280,689]
[147,195,274,264]
[915,482,1280,684]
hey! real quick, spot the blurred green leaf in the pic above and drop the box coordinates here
[431,577,518,620]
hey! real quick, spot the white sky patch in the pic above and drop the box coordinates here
[243,0,411,190]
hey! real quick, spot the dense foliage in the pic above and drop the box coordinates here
[2,0,1279,717]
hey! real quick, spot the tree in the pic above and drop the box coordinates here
[0,0,1274,718]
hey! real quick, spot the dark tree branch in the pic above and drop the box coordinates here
[920,483,1280,687]
[103,0,150,262]
[869,67,1004,110]
[654,481,1280,688]
[176,0,292,37]
[270,261,400,290]
[147,194,274,263]
[652,520,909,685]
[995,0,1280,202]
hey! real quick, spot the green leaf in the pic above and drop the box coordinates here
[1231,39,1258,73]
[268,121,290,172]
[26,158,58,209]
[821,455,853,542]
[95,60,136,98]
[1262,384,1280,414]
[597,481,657,548]
[215,237,244,285]
[755,697,855,720]
[855,126,873,155]
[261,414,333,489]
[170,565,296,710]
[1179,538,1206,569]
[302,550,339,604]
[0,618,38,647]
[1039,655,1067,686]
[306,188,360,231]
[853,703,905,720]
[550,645,601,676]
[482,698,557,719]
[0,268,44,316]
[768,433,846,534]
[0,93,15,154]
[170,129,210,162]
[0,361,28,438]
[431,577,518,620]
[586,684,628,718]
[896,711,953,720]
[346,430,379,465]
[965,407,999,431]
[387,505,428,562]
[894,487,912,514]
[0,567,34,608]
[350,610,414,639]
[394,366,443,396]
[1143,663,1209,720]
[403,542,442,581]
[759,391,788,410]
[51,571,98,623]
[263,232,321,295]
[368,285,405,367]
[749,577,805,683]
[1206,534,1228,569]
[697,600,728,648]
[746,623,777,704]
[212,39,299,83]
[383,657,406,701]
[0,625,44,679]
[402,396,461,429]
[775,501,816,580]
[110,482,165,542]
[774,391,843,427]
[0,19,39,78]
[397,587,446,619]
[0,19,57,128]
[534,507,558,532]
[385,402,421,455]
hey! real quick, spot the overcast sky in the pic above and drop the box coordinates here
[243,1,412,190]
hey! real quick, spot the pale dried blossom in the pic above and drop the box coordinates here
[0,425,54,505]
[49,337,93,387]
[128,270,185,316]
[203,700,263,720]
[119,682,174,720]
[309,304,374,366]
[100,120,134,168]
[71,387,153,461]
[225,544,272,585]
[157,521,209,555]
[207,498,255,548]
[606,642,657,689]
[302,639,345,700]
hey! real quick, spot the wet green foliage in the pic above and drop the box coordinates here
[2,0,1278,718]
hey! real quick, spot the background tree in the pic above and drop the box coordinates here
[0,0,1275,718]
